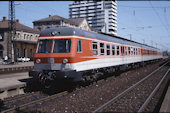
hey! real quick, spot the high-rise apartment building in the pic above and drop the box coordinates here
[69,1,117,35]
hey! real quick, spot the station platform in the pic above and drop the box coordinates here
[0,62,33,99]
[0,62,34,74]
[160,85,170,112]
[0,72,30,99]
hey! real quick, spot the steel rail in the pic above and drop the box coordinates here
[1,91,67,113]
[137,68,170,113]
[92,61,169,113]
[3,91,41,105]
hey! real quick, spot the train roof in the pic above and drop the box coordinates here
[40,26,159,51]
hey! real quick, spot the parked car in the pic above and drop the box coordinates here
[17,57,30,62]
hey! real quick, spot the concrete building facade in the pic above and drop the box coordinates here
[69,1,117,35]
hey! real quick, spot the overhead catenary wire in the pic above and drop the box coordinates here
[119,5,170,9]
[149,1,170,39]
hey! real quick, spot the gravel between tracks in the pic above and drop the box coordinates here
[101,64,169,112]
[23,60,169,113]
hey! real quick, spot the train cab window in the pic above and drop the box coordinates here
[37,40,53,53]
[92,42,98,55]
[117,45,120,55]
[106,44,110,55]
[100,43,105,55]
[77,39,82,53]
[53,39,71,53]
[112,44,115,55]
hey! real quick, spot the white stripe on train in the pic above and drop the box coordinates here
[34,55,162,72]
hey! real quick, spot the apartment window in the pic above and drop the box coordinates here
[27,35,29,40]
[30,35,33,40]
[117,45,120,55]
[30,49,33,58]
[77,39,82,53]
[17,33,20,39]
[0,33,4,41]
[100,43,105,55]
[92,41,98,55]
[106,44,110,55]
[17,48,20,58]
[24,34,26,39]
[112,44,115,55]
[24,48,27,57]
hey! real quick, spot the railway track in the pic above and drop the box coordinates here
[93,61,170,113]
[3,91,41,105]
[0,60,169,112]
[0,90,67,113]
[137,68,170,112]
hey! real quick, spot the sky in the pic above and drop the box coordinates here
[0,1,170,52]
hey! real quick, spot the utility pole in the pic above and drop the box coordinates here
[8,1,16,64]
[129,34,132,40]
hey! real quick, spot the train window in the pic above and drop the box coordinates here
[92,42,98,55]
[106,44,110,55]
[128,47,130,55]
[37,40,53,53]
[125,47,127,55]
[53,39,71,53]
[121,46,123,55]
[117,45,120,55]
[134,48,135,55]
[121,46,125,55]
[77,39,82,53]
[131,47,133,55]
[138,48,140,55]
[100,43,105,55]
[112,44,115,55]
[136,48,138,55]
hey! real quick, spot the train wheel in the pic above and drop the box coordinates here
[44,79,54,89]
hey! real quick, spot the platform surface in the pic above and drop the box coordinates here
[0,62,34,74]
[0,61,34,69]
[160,86,170,112]
[0,72,29,91]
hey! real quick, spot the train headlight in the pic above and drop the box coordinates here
[63,59,68,64]
[36,59,41,64]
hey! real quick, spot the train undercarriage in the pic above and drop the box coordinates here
[29,59,162,89]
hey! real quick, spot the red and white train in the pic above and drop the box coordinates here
[29,26,162,85]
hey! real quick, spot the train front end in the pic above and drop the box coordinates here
[29,28,82,87]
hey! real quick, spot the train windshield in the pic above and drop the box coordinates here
[53,39,71,53]
[37,40,52,53]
